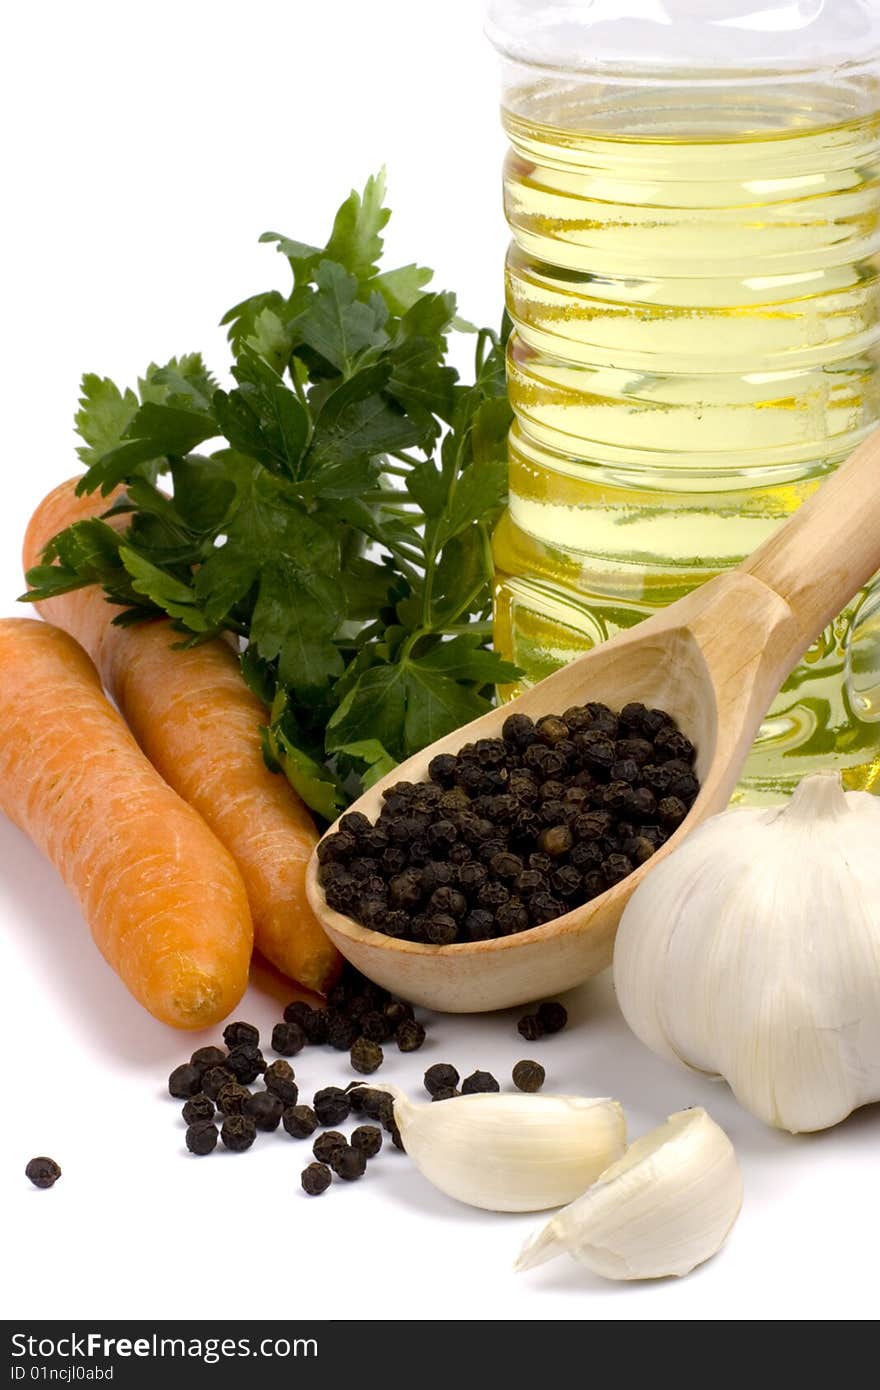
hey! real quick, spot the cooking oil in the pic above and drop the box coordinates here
[494,84,880,801]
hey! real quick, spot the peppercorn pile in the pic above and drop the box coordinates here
[317,702,699,943]
[167,966,424,1175]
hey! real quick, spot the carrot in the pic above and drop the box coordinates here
[0,619,252,1029]
[24,480,342,995]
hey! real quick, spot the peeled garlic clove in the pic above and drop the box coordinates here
[516,1108,742,1281]
[373,1084,626,1213]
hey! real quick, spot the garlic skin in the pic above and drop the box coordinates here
[516,1108,742,1282]
[374,1085,626,1212]
[613,773,880,1133]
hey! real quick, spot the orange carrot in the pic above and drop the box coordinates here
[24,480,342,995]
[0,619,253,1029]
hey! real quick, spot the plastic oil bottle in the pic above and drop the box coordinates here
[486,0,880,801]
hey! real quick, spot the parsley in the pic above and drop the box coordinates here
[23,172,519,815]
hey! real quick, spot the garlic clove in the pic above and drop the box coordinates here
[516,1108,742,1281]
[371,1084,626,1213]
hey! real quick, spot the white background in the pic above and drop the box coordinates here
[1,0,877,1324]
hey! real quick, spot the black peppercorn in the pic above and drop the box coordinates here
[313,1087,351,1126]
[389,869,423,909]
[551,865,582,899]
[220,1115,257,1152]
[225,1044,266,1085]
[301,1162,332,1196]
[538,825,573,858]
[428,752,458,785]
[216,1081,252,1116]
[603,853,634,885]
[201,1065,235,1100]
[425,914,459,945]
[477,880,509,911]
[222,1020,259,1050]
[512,1060,545,1093]
[359,1010,391,1043]
[283,1104,318,1139]
[244,1090,283,1132]
[331,1145,367,1181]
[529,892,564,924]
[264,1060,299,1105]
[358,1089,395,1124]
[351,1125,383,1158]
[190,1045,227,1075]
[313,1130,347,1164]
[536,1001,568,1034]
[351,1037,384,1074]
[271,1021,305,1057]
[495,898,530,934]
[297,1011,328,1045]
[326,1013,359,1051]
[383,1000,414,1028]
[424,1063,460,1097]
[461,1070,500,1095]
[396,1019,426,1052]
[517,1013,544,1042]
[658,795,689,829]
[182,1093,215,1125]
[168,1062,203,1100]
[624,835,656,865]
[502,712,536,747]
[185,1123,218,1156]
[25,1156,61,1188]
[464,908,495,941]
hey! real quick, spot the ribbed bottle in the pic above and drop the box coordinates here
[487,0,880,800]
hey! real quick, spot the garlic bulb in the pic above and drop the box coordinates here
[373,1084,626,1212]
[516,1108,742,1282]
[614,773,880,1133]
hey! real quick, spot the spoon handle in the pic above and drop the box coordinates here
[740,427,880,642]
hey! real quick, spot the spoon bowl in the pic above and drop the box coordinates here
[306,431,880,1011]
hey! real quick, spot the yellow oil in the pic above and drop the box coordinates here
[494,84,880,802]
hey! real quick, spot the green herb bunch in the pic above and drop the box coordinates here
[24,173,518,816]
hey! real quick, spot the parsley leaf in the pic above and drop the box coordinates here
[26,174,520,815]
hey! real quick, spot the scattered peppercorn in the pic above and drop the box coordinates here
[201,1065,236,1100]
[517,1014,544,1043]
[512,1060,546,1093]
[461,1070,500,1095]
[424,1063,460,1097]
[190,1045,227,1075]
[185,1122,219,1156]
[264,1060,298,1105]
[396,1019,426,1053]
[313,1130,348,1164]
[244,1091,283,1132]
[216,1082,252,1116]
[223,1021,259,1050]
[25,1156,61,1188]
[536,1001,568,1035]
[220,1115,257,1152]
[350,1037,384,1074]
[313,1087,351,1127]
[271,1021,306,1057]
[182,1093,215,1125]
[350,1125,383,1158]
[282,1105,318,1139]
[168,1063,203,1100]
[301,1162,332,1196]
[331,1145,367,1181]
[225,1044,266,1085]
[283,1001,313,1027]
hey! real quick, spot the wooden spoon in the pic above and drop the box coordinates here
[306,431,880,1011]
